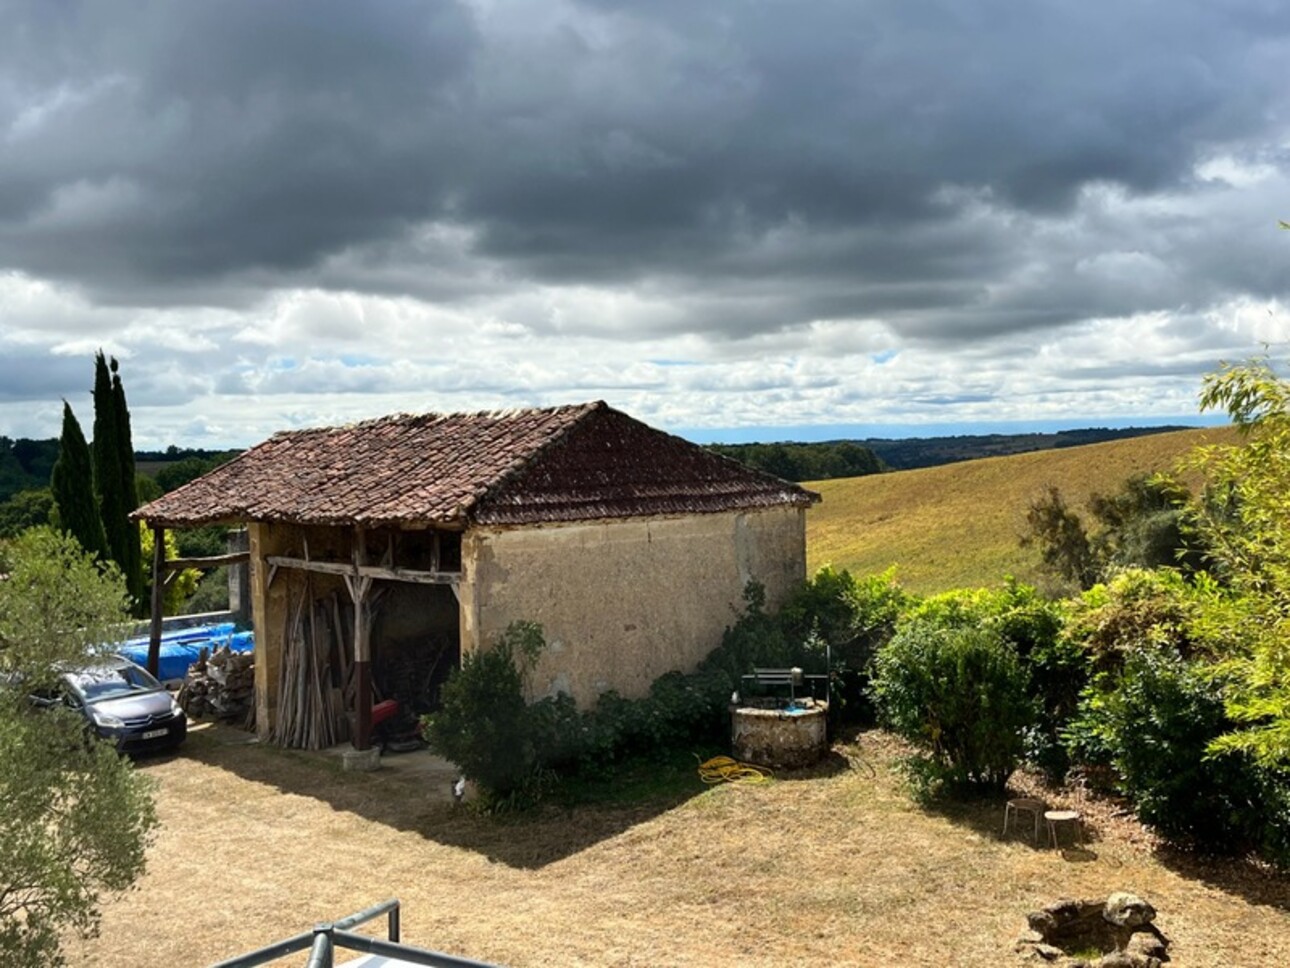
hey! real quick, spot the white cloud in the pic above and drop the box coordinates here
[2,2,1290,446]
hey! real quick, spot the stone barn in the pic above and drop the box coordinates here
[135,401,818,752]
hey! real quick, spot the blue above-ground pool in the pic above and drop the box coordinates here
[117,623,254,683]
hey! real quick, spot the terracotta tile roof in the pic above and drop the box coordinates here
[135,402,818,530]
[473,405,817,524]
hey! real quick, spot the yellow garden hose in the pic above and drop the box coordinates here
[697,755,774,784]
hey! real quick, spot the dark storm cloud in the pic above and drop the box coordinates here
[1,0,1289,344]
[454,1,1290,280]
[1,0,478,290]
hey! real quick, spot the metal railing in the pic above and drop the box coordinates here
[739,666,829,704]
[211,899,499,968]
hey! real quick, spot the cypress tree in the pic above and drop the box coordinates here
[92,351,124,556]
[50,401,109,561]
[92,351,145,611]
[111,357,144,608]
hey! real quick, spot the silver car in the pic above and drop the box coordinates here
[53,654,188,754]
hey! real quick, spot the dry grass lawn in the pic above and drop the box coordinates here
[806,426,1238,595]
[72,723,1288,967]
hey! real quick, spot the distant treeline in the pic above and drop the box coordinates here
[706,441,887,482]
[1,438,239,503]
[133,444,244,463]
[860,426,1195,471]
[0,437,60,503]
[4,425,1197,499]
[705,425,1195,482]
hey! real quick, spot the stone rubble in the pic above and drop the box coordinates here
[1015,893,1169,968]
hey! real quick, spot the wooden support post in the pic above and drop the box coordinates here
[351,527,373,751]
[147,524,165,678]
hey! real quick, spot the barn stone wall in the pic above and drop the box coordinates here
[459,505,807,707]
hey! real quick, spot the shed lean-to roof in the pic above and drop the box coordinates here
[134,401,819,530]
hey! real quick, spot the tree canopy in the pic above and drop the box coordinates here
[1187,358,1290,768]
[0,528,157,965]
[1022,473,1206,592]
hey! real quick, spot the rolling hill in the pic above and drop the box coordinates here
[804,425,1238,595]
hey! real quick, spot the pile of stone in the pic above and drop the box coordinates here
[1016,892,1169,967]
[179,646,255,724]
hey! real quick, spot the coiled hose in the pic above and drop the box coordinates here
[697,755,773,784]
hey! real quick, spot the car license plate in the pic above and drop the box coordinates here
[141,728,169,740]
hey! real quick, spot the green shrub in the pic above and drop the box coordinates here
[562,583,816,772]
[778,566,909,664]
[1064,647,1284,854]
[551,667,735,775]
[1188,358,1290,769]
[902,581,1083,779]
[1062,568,1237,668]
[421,622,546,803]
[425,575,918,805]
[871,621,1033,795]
[699,581,795,687]
[779,566,911,722]
[991,582,1083,779]
[527,692,584,769]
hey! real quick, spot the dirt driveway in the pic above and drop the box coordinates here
[71,725,1290,967]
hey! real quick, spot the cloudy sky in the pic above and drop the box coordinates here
[2,0,1289,448]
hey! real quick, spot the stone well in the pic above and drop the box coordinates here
[731,698,828,769]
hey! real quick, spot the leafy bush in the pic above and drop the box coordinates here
[556,665,739,775]
[1055,559,1290,861]
[778,567,911,722]
[699,581,795,687]
[558,582,832,773]
[901,581,1082,778]
[421,622,546,803]
[527,692,586,770]
[425,619,736,803]
[0,527,158,966]
[989,582,1083,778]
[871,621,1033,795]
[1064,647,1287,856]
[1063,568,1242,671]
[1187,358,1290,769]
[779,566,909,663]
[422,576,909,805]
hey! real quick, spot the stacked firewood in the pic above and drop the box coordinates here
[179,646,255,723]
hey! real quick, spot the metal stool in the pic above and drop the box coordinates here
[1045,809,1082,848]
[1003,797,1045,841]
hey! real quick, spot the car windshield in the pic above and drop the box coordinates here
[68,664,162,703]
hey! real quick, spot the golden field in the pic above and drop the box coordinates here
[805,426,1237,595]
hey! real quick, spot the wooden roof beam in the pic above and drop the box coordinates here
[162,551,251,571]
[263,555,460,586]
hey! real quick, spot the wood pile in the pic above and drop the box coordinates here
[269,582,378,750]
[179,646,255,724]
